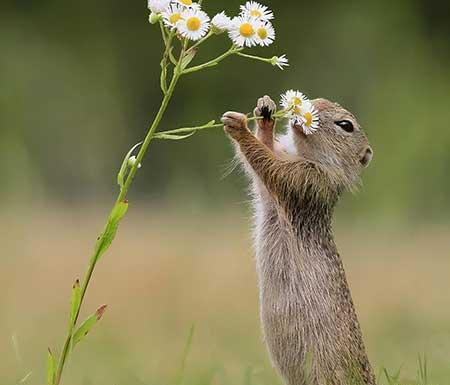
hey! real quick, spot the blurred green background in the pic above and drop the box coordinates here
[1,0,449,220]
[1,0,450,384]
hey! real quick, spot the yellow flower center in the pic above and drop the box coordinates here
[169,13,182,24]
[250,10,262,17]
[292,97,302,106]
[180,0,192,5]
[304,112,313,127]
[186,16,201,31]
[257,27,268,40]
[240,22,255,37]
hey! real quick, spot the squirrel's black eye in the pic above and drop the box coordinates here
[335,120,354,133]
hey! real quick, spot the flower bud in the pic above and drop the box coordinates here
[128,156,142,169]
[149,12,162,25]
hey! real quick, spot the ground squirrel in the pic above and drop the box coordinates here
[222,96,375,385]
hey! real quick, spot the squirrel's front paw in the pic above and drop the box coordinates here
[254,96,276,149]
[222,111,249,140]
[254,95,277,122]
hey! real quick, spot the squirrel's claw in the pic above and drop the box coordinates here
[255,95,277,121]
[222,111,249,139]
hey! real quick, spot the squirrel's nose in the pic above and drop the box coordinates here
[360,146,373,167]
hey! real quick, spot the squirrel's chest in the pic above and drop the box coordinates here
[253,200,338,317]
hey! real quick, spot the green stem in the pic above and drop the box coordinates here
[186,30,214,53]
[183,46,241,74]
[159,21,168,46]
[118,70,181,202]
[156,122,222,137]
[53,43,186,385]
[154,111,287,138]
[160,27,175,94]
[160,21,178,65]
[236,52,271,64]
[54,258,98,384]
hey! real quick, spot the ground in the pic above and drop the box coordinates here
[1,205,449,385]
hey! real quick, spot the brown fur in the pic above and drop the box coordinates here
[222,96,375,385]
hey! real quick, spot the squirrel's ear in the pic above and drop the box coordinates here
[359,146,373,167]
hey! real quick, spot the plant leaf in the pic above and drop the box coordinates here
[181,48,198,70]
[175,324,195,385]
[19,371,32,384]
[117,142,142,188]
[154,132,196,141]
[72,305,107,347]
[47,349,56,385]
[69,279,81,327]
[93,201,129,264]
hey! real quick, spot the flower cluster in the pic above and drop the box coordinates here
[228,2,275,48]
[280,90,320,135]
[148,0,289,70]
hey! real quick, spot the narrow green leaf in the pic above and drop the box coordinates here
[181,48,198,70]
[117,142,142,188]
[18,371,32,384]
[160,58,168,94]
[244,366,254,385]
[175,324,195,385]
[93,201,129,263]
[154,132,196,141]
[69,279,81,327]
[47,349,56,385]
[72,305,107,347]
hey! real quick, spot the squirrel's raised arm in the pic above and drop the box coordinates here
[222,111,332,211]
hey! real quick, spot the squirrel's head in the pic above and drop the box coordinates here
[289,98,373,191]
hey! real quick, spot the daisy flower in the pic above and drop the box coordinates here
[228,16,259,47]
[255,20,275,46]
[280,90,308,116]
[240,1,274,21]
[162,3,185,29]
[176,8,210,41]
[271,55,289,70]
[148,0,171,14]
[211,11,232,32]
[174,0,200,8]
[298,101,320,135]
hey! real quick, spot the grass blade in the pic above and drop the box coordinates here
[47,349,56,385]
[175,324,195,385]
